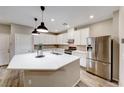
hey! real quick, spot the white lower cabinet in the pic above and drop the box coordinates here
[72,51,87,67]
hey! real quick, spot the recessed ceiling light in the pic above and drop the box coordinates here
[89,15,94,19]
[51,18,55,22]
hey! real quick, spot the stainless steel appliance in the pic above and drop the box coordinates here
[64,47,77,55]
[86,36,113,80]
[64,39,77,55]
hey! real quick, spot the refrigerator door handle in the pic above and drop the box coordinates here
[95,38,97,59]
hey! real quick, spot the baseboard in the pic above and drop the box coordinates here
[80,66,86,70]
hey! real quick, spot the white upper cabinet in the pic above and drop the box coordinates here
[62,33,68,44]
[57,34,62,44]
[74,31,80,45]
[33,33,57,45]
[57,33,68,45]
[47,34,57,44]
[67,27,89,45]
[80,27,90,45]
[33,27,89,45]
[67,28,74,39]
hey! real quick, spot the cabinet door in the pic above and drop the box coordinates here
[50,34,57,44]
[57,33,68,45]
[33,35,40,44]
[33,34,44,44]
[62,33,68,44]
[67,28,74,39]
[58,34,63,44]
[74,31,80,45]
[72,51,87,67]
[44,34,50,44]
[56,35,60,44]
[80,28,90,45]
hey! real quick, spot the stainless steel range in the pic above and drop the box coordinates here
[64,47,77,55]
[64,39,77,55]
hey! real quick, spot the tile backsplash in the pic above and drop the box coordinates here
[34,44,87,51]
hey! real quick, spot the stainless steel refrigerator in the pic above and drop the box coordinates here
[86,36,113,80]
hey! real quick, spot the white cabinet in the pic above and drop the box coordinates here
[33,27,89,45]
[48,34,57,44]
[56,34,61,44]
[62,33,68,44]
[72,51,87,67]
[33,34,41,44]
[67,28,74,39]
[80,27,89,45]
[74,31,80,45]
[67,27,89,45]
[33,33,57,45]
[57,34,61,44]
[57,33,68,45]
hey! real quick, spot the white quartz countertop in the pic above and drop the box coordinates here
[72,50,87,54]
[7,52,79,70]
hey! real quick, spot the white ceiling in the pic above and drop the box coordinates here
[0,6,119,33]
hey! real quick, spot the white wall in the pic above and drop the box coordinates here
[10,24,33,57]
[89,19,113,37]
[112,11,119,81]
[119,7,124,86]
[0,24,11,65]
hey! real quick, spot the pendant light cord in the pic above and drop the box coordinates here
[41,6,45,22]
[42,10,44,22]
[34,18,37,28]
[35,19,36,28]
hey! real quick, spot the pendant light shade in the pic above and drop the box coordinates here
[32,18,40,35]
[32,28,40,35]
[37,6,48,33]
[37,22,48,32]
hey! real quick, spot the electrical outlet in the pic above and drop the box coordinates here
[28,80,32,85]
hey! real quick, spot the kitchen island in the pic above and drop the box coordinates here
[7,52,80,87]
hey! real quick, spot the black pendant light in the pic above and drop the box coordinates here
[32,18,40,35]
[37,6,48,33]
